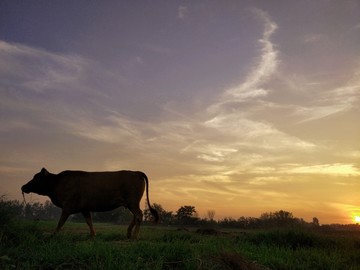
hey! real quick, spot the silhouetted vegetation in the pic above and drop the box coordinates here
[1,197,359,231]
[1,196,360,269]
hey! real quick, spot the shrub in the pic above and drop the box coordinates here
[0,196,23,227]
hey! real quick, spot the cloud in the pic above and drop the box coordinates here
[177,6,188,20]
[0,10,324,182]
[222,8,278,102]
[0,41,89,94]
[293,72,360,123]
[163,8,318,176]
[355,23,360,30]
[0,9,301,180]
[248,176,291,186]
[63,114,142,144]
[301,34,324,44]
[287,163,360,176]
[137,43,174,55]
[294,104,351,123]
[205,8,278,121]
[0,40,132,131]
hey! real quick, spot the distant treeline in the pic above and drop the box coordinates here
[1,196,359,231]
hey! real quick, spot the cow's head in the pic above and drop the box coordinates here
[21,168,53,196]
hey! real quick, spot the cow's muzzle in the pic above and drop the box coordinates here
[21,185,30,194]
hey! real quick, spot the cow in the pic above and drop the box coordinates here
[21,168,159,239]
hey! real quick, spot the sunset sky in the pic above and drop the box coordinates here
[1,1,359,224]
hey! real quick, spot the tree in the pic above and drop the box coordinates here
[312,217,320,227]
[207,210,216,221]
[144,203,173,225]
[260,210,295,227]
[176,205,198,225]
[274,210,294,221]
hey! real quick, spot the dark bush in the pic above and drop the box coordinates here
[0,197,23,227]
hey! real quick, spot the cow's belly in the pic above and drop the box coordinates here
[87,199,126,212]
[80,193,127,212]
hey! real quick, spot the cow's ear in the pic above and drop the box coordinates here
[41,168,49,175]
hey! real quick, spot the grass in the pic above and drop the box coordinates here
[1,220,360,269]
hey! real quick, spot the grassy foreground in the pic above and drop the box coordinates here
[1,220,360,269]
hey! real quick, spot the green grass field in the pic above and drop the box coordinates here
[1,220,360,269]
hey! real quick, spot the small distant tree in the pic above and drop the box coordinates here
[207,210,216,221]
[274,210,294,221]
[260,210,295,228]
[176,205,198,225]
[218,217,238,228]
[312,217,320,227]
[237,216,260,229]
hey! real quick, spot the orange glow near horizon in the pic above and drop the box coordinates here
[354,215,360,224]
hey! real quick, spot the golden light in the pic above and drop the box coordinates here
[354,216,360,223]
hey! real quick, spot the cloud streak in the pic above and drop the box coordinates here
[222,8,278,103]
[293,72,360,123]
[177,6,188,20]
[0,41,89,94]
[190,9,316,168]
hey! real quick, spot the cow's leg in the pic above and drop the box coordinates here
[82,211,96,237]
[55,210,70,234]
[127,216,136,239]
[131,207,143,239]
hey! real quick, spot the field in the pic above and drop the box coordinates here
[1,220,360,270]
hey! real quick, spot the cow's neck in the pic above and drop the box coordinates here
[46,174,62,207]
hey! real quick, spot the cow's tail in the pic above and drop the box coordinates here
[141,172,159,223]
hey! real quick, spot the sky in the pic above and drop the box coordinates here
[1,0,359,224]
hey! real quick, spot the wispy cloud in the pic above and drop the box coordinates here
[0,9,307,181]
[0,40,129,131]
[177,6,188,20]
[222,8,278,102]
[301,33,324,44]
[293,72,360,123]
[192,9,316,167]
[287,163,360,176]
[0,41,89,94]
